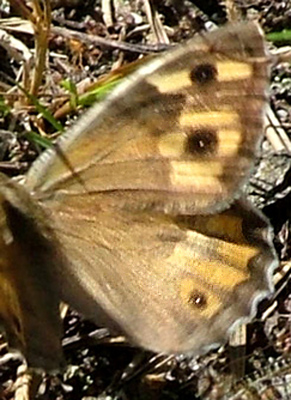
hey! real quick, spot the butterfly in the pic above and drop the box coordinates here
[0,21,278,371]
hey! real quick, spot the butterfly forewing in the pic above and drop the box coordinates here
[26,22,269,215]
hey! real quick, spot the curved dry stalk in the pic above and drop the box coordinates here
[29,0,51,97]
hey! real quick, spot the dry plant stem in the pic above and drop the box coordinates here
[102,0,113,27]
[8,0,51,97]
[143,0,170,44]
[228,325,246,381]
[113,26,126,70]
[265,105,291,154]
[29,0,51,97]
[52,25,162,54]
[261,262,291,322]
[0,18,165,53]
[0,28,32,97]
[224,0,241,22]
[14,365,42,400]
[275,48,291,64]
[0,17,34,34]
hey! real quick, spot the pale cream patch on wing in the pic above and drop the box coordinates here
[169,160,223,188]
[158,132,186,157]
[146,61,252,93]
[158,111,241,158]
[146,69,193,93]
[179,110,240,128]
[216,61,252,82]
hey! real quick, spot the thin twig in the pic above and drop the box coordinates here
[52,25,169,54]
[265,105,291,154]
[143,0,170,44]
[29,0,51,96]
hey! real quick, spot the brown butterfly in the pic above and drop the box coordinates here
[0,22,277,371]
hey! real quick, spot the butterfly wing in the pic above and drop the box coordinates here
[26,22,269,215]
[0,22,275,368]
[0,174,64,370]
[40,195,276,354]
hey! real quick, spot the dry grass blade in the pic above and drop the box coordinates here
[0,28,32,95]
[29,0,51,97]
[14,365,42,400]
[143,0,170,44]
[8,0,51,98]
[265,105,291,154]
[52,25,161,53]
[0,17,34,34]
[101,0,113,27]
[224,0,241,22]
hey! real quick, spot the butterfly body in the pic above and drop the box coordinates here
[0,22,277,371]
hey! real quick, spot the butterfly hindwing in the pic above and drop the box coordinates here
[41,192,276,355]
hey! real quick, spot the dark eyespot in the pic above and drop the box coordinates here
[190,63,218,85]
[188,290,207,309]
[185,128,218,156]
